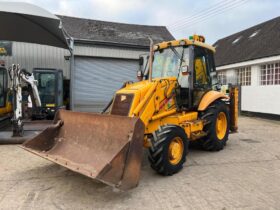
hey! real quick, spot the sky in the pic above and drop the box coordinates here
[2,0,280,44]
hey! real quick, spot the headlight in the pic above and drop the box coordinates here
[179,40,186,45]
[153,45,159,51]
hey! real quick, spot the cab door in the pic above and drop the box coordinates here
[192,47,215,107]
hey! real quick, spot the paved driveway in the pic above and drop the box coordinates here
[0,116,280,210]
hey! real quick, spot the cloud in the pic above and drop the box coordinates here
[1,0,279,43]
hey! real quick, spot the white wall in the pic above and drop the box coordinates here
[241,64,280,115]
[241,85,280,115]
[218,59,280,116]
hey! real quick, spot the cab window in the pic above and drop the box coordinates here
[152,47,189,79]
[194,47,212,88]
[35,72,56,104]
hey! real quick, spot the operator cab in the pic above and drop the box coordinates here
[32,68,64,120]
[144,35,217,111]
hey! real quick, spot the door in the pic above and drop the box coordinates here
[73,57,138,112]
[192,47,214,107]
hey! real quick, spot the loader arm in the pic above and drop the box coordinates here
[113,78,178,127]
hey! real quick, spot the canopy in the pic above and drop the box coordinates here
[0,2,69,49]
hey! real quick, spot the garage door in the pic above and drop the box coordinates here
[73,57,138,112]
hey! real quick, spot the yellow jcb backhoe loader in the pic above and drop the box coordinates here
[21,35,238,190]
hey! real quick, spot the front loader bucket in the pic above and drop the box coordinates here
[21,110,145,190]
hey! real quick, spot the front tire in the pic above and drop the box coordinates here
[199,100,230,151]
[148,125,189,175]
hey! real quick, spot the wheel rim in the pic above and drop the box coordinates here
[168,137,184,165]
[216,112,227,140]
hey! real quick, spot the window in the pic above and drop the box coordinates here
[35,72,56,104]
[249,30,260,39]
[260,62,280,85]
[237,67,251,86]
[194,47,212,88]
[152,46,189,79]
[217,71,227,85]
[275,63,280,85]
[232,36,242,44]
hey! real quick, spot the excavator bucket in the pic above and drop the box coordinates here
[21,110,145,190]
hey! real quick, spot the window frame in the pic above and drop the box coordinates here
[260,62,280,86]
[193,47,212,89]
[217,71,227,85]
[237,66,251,86]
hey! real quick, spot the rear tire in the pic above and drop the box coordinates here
[199,100,230,151]
[148,125,189,175]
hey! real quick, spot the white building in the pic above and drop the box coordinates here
[214,16,280,116]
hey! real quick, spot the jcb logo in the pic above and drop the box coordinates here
[0,47,7,55]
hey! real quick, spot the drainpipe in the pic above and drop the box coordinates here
[69,37,75,110]
[148,37,154,82]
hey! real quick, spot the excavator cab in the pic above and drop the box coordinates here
[32,68,64,120]
[151,42,216,111]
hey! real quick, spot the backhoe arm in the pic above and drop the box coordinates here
[9,64,41,136]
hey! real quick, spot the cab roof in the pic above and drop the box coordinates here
[155,38,216,53]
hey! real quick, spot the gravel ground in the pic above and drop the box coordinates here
[0,116,280,210]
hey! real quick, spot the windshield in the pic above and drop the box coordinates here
[152,46,189,79]
[35,72,56,104]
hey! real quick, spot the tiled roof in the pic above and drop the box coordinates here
[214,16,280,67]
[58,15,174,47]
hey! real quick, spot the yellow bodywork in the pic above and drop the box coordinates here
[198,91,229,111]
[0,100,12,116]
[114,78,209,146]
[111,36,237,148]
[156,38,215,52]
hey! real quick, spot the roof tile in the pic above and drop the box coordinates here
[214,16,280,67]
[58,15,174,47]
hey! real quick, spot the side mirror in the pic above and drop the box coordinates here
[181,65,189,76]
[137,70,143,81]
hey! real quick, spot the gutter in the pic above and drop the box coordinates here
[73,38,150,50]
[216,54,280,70]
